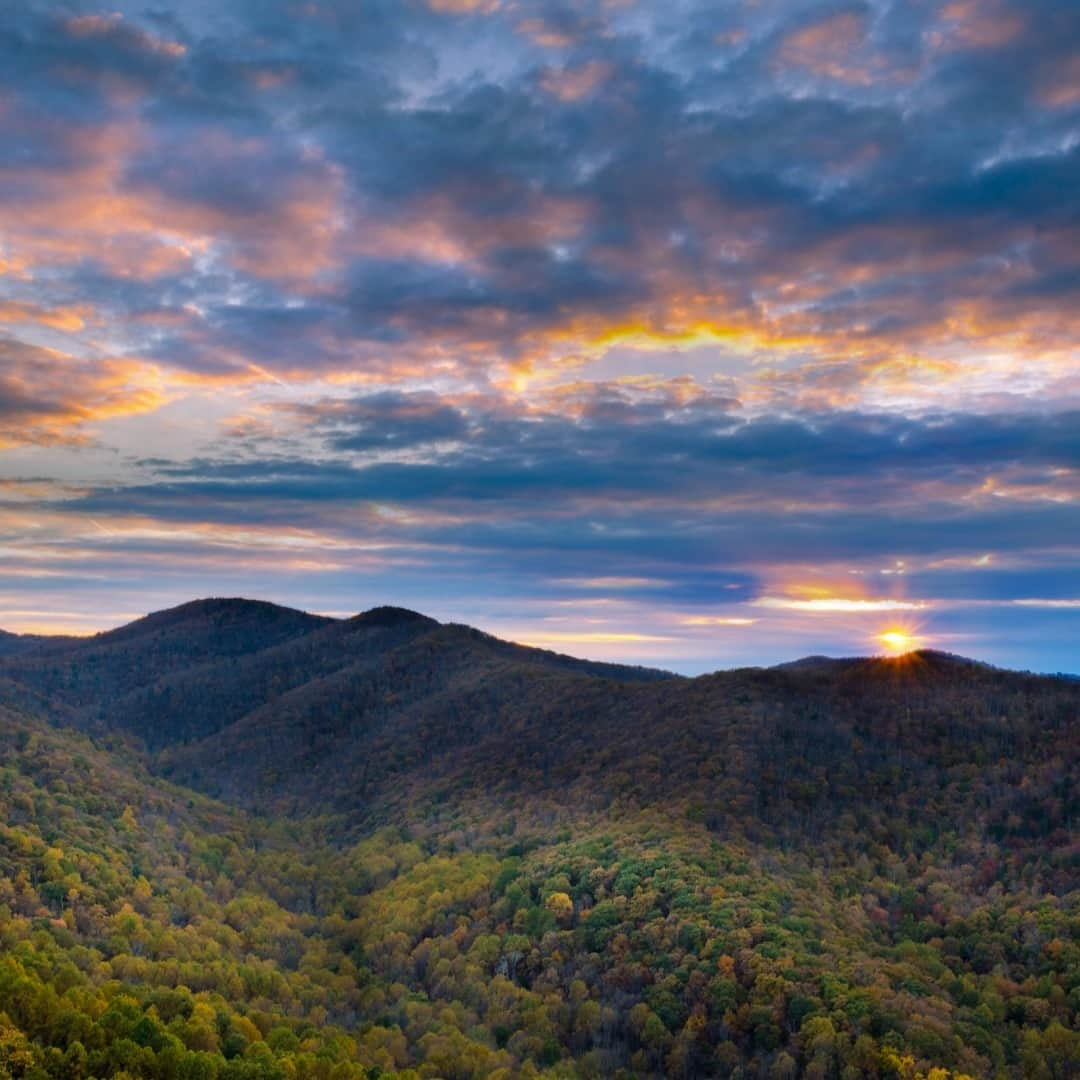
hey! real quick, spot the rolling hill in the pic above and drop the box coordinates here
[0,599,1075,1079]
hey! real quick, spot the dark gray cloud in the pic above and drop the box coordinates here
[59,402,1080,556]
[287,391,471,451]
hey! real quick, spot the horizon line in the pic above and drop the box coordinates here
[3,594,1078,681]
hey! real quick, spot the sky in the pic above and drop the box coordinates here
[0,0,1078,673]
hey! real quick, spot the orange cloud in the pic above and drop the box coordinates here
[63,12,187,59]
[541,61,613,102]
[681,616,757,626]
[0,300,93,332]
[0,340,170,446]
[350,188,591,268]
[0,111,344,287]
[428,0,500,13]
[776,13,875,85]
[933,0,1025,50]
[553,576,670,589]
[517,18,578,48]
[0,15,1070,420]
[1039,53,1080,107]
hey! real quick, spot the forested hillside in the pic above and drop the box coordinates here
[0,600,1075,1079]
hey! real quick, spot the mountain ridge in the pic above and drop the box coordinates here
[0,598,674,754]
[1,598,1072,823]
[0,596,1075,1077]
[0,596,1041,678]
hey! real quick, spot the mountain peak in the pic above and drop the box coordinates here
[772,654,846,672]
[144,596,313,622]
[0,628,58,658]
[96,597,331,642]
[907,648,992,667]
[0,628,29,657]
[774,649,996,674]
[347,605,440,630]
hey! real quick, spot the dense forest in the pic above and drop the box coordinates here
[0,598,1075,1079]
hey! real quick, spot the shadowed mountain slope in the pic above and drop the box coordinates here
[154,644,1074,876]
[1,606,1071,877]
[0,628,55,658]
[0,598,672,752]
[0,598,331,715]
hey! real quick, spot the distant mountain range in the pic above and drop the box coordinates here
[0,598,1075,1078]
[1,597,1065,820]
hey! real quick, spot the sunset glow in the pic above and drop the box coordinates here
[878,629,921,654]
[0,0,1076,672]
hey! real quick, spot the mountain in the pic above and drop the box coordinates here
[0,600,1075,1079]
[0,599,670,753]
[0,598,331,718]
[0,627,53,658]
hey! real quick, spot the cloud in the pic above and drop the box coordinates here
[541,60,613,101]
[48,399,1080,571]
[0,300,92,332]
[0,338,169,446]
[774,9,880,87]
[284,391,471,451]
[428,0,500,13]
[61,12,187,61]
[0,0,1072,401]
[0,0,1077,669]
[752,597,928,614]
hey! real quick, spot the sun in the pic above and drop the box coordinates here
[877,628,920,653]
